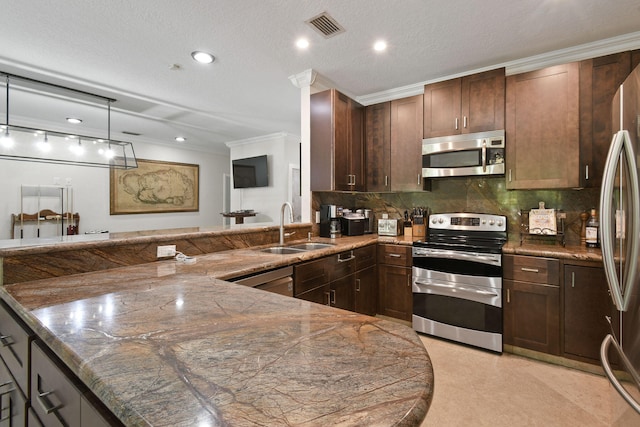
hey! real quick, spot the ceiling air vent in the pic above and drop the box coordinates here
[306,12,345,38]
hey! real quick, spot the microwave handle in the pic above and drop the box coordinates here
[481,140,487,172]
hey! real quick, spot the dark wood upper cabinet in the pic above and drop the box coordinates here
[310,89,365,191]
[579,52,632,188]
[423,68,505,138]
[365,102,391,191]
[365,95,424,192]
[391,94,424,191]
[505,62,580,189]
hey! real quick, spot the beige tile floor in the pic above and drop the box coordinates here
[418,334,637,426]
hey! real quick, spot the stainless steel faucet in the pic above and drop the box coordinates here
[280,202,294,245]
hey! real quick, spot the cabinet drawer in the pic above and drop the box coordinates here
[31,340,82,427]
[327,250,356,281]
[377,244,412,267]
[0,357,27,427]
[294,258,328,296]
[503,255,559,285]
[0,300,33,396]
[354,244,376,271]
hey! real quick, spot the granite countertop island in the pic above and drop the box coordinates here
[0,239,433,426]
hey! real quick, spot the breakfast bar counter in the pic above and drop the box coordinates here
[0,255,433,426]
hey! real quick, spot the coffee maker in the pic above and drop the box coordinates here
[319,205,341,238]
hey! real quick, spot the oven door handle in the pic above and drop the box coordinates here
[414,249,501,266]
[415,280,499,298]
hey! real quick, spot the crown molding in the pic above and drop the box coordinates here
[357,31,640,106]
[225,132,300,148]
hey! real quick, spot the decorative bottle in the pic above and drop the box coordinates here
[585,208,600,248]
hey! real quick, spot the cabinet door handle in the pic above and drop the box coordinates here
[417,174,421,185]
[37,390,63,414]
[330,289,336,305]
[520,267,539,273]
[571,271,575,288]
[455,117,459,130]
[356,278,361,292]
[388,253,402,258]
[324,291,330,306]
[585,164,589,180]
[0,335,13,347]
[508,169,512,182]
[506,288,510,303]
[463,116,468,128]
[385,175,388,187]
[338,251,355,263]
[0,380,16,396]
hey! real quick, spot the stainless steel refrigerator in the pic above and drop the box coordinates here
[600,63,640,424]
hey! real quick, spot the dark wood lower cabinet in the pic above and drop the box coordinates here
[31,340,121,427]
[377,244,413,321]
[564,263,618,363]
[503,254,560,355]
[377,264,412,321]
[330,274,355,311]
[0,357,27,426]
[355,265,377,316]
[294,244,377,315]
[503,279,560,355]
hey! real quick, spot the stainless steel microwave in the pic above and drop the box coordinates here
[422,130,505,178]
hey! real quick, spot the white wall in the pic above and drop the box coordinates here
[226,132,300,224]
[0,140,229,240]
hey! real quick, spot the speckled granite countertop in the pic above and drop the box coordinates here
[0,234,433,427]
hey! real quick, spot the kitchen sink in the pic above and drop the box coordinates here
[259,246,306,255]
[287,242,335,251]
[258,242,335,254]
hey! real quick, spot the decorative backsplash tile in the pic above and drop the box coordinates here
[312,176,599,246]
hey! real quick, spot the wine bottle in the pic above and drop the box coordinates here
[585,208,600,248]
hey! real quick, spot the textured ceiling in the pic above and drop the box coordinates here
[1,0,640,154]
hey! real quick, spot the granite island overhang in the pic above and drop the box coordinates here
[1,257,434,426]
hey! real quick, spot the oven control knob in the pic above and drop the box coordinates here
[489,219,495,226]
[431,217,437,224]
[497,220,503,227]
[438,218,444,224]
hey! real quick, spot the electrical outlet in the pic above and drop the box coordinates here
[157,245,176,258]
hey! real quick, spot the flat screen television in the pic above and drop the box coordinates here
[232,155,269,188]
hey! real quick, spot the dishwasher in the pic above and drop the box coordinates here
[230,266,294,297]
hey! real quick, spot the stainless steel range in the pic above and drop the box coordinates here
[412,212,507,352]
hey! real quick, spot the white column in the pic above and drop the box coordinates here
[288,69,317,224]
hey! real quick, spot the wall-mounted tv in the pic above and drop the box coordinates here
[232,155,269,188]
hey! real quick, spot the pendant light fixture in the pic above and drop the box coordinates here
[0,75,14,148]
[0,71,138,169]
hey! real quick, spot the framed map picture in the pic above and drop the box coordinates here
[110,159,199,214]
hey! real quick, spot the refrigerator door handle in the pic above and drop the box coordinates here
[601,334,640,414]
[600,130,640,311]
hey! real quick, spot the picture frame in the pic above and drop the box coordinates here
[110,158,199,214]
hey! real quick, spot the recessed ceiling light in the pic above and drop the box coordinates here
[373,40,387,52]
[296,38,310,49]
[175,136,186,142]
[191,51,215,64]
[66,117,83,124]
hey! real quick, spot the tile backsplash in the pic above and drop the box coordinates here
[312,176,600,246]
